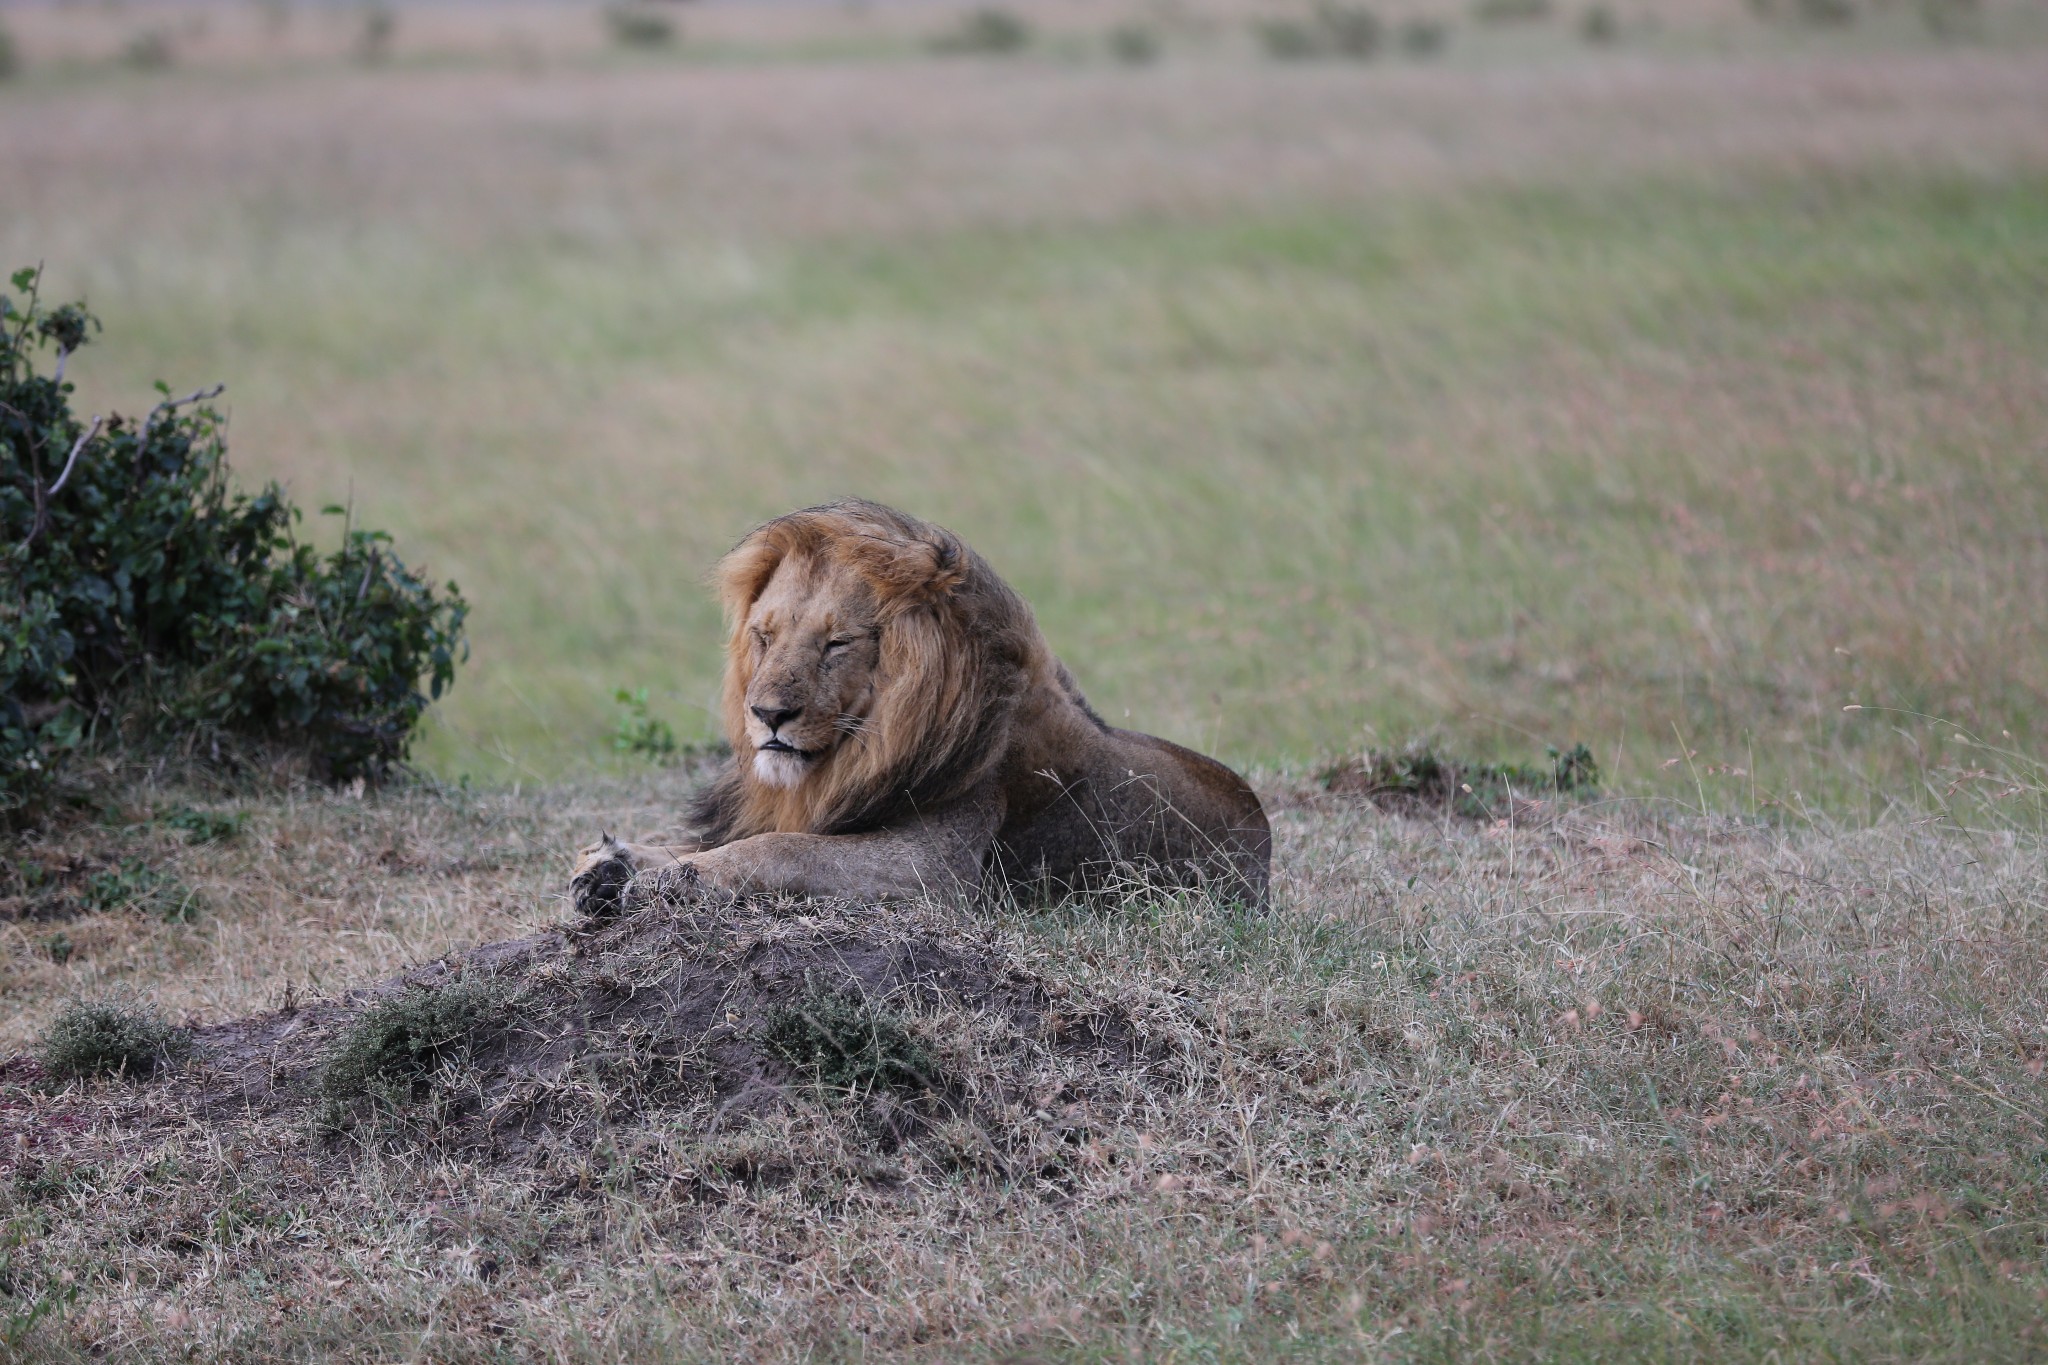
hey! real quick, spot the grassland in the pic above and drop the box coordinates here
[6,5,2048,801]
[4,0,2048,1359]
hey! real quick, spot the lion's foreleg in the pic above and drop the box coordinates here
[686,795,1000,902]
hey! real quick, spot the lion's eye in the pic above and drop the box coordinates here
[824,637,854,655]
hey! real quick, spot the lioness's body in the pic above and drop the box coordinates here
[572,501,1269,909]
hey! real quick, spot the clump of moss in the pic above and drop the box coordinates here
[1320,742,1599,819]
[318,978,505,1126]
[38,996,189,1080]
[762,993,938,1096]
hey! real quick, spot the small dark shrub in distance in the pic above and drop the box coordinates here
[1257,4,1384,60]
[763,992,938,1096]
[353,4,396,63]
[1399,18,1449,54]
[931,8,1031,55]
[1785,0,1867,23]
[0,22,19,79]
[121,30,175,69]
[1472,0,1551,21]
[1107,23,1160,64]
[605,6,676,49]
[1580,3,1618,41]
[1920,0,1980,38]
[1316,2,1382,56]
[39,996,189,1080]
[318,978,506,1126]
[0,268,468,816]
[1255,17,1321,58]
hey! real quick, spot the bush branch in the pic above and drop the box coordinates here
[46,414,103,496]
[136,382,226,453]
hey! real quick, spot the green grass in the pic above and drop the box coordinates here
[55,170,2048,808]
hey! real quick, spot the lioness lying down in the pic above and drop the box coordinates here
[571,500,1270,912]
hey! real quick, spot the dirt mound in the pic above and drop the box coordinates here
[25,880,1172,1191]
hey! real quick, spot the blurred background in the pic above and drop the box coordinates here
[3,0,2043,805]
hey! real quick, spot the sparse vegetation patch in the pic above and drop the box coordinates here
[1318,741,1599,818]
[609,686,677,761]
[762,991,940,1096]
[37,995,188,1080]
[316,977,506,1128]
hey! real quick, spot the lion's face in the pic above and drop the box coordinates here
[736,554,883,790]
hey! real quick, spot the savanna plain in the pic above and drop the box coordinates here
[3,0,2048,1358]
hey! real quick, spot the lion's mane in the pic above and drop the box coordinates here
[687,501,1042,843]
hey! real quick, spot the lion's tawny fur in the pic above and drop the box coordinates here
[572,500,1270,909]
[690,500,1038,843]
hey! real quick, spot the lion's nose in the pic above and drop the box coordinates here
[751,704,802,733]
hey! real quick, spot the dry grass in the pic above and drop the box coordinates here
[3,769,2045,1359]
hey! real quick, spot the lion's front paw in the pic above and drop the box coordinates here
[570,835,636,919]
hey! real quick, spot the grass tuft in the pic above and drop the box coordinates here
[317,977,506,1127]
[160,806,248,846]
[761,992,940,1096]
[37,995,189,1081]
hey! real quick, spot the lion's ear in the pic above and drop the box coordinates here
[857,533,969,611]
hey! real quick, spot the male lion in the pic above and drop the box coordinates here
[570,501,1270,912]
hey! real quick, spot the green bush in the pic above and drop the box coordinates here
[0,22,19,80]
[1580,3,1618,41]
[39,996,189,1080]
[0,268,467,815]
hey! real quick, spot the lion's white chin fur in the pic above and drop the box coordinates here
[752,749,813,790]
